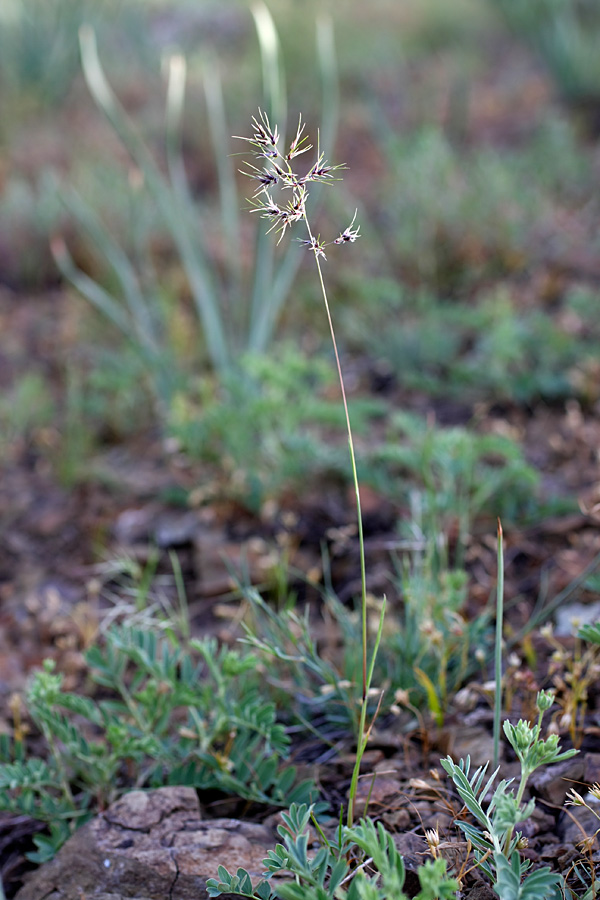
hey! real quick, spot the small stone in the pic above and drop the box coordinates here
[557,806,600,846]
[584,753,600,787]
[15,788,276,900]
[381,808,411,830]
[529,757,584,806]
[464,883,499,900]
[352,775,403,818]
[446,725,495,768]
[105,787,196,830]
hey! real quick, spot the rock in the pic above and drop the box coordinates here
[557,804,600,846]
[584,752,600,787]
[555,601,600,636]
[114,506,199,549]
[16,787,276,900]
[464,882,499,900]
[391,832,427,897]
[445,724,495,769]
[529,757,584,806]
[352,775,402,818]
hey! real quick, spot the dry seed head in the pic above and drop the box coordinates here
[286,114,313,160]
[559,711,573,730]
[425,828,441,857]
[298,236,327,260]
[579,835,597,854]
[245,108,280,157]
[242,162,279,194]
[394,688,411,706]
[334,210,361,245]
[566,788,585,806]
[237,110,360,260]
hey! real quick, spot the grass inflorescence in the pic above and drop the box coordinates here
[236,109,380,827]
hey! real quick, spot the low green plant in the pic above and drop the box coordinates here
[170,345,385,511]
[242,527,490,735]
[53,349,153,486]
[0,625,318,863]
[0,371,56,458]
[380,538,489,725]
[370,124,535,290]
[343,283,599,408]
[0,0,111,112]
[206,802,458,900]
[369,410,539,557]
[488,0,600,125]
[442,689,577,899]
[367,112,594,290]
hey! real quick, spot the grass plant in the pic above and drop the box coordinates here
[0,626,318,863]
[488,0,600,126]
[343,282,600,408]
[382,535,488,724]
[0,372,56,459]
[0,175,64,289]
[236,109,383,827]
[169,344,385,511]
[242,529,490,735]
[369,411,539,559]
[52,5,337,406]
[541,622,600,749]
[564,783,600,897]
[0,0,111,112]
[493,520,504,769]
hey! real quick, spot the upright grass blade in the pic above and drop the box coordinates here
[69,16,338,380]
[52,237,131,337]
[316,15,339,171]
[493,519,504,769]
[163,51,225,357]
[58,185,161,355]
[203,57,243,347]
[78,26,230,373]
[249,1,289,355]
[252,1,286,135]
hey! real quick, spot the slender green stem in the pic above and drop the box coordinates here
[493,519,504,770]
[41,722,76,810]
[302,214,369,827]
[503,762,529,856]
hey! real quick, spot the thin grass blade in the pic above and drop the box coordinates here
[203,59,243,347]
[79,26,229,372]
